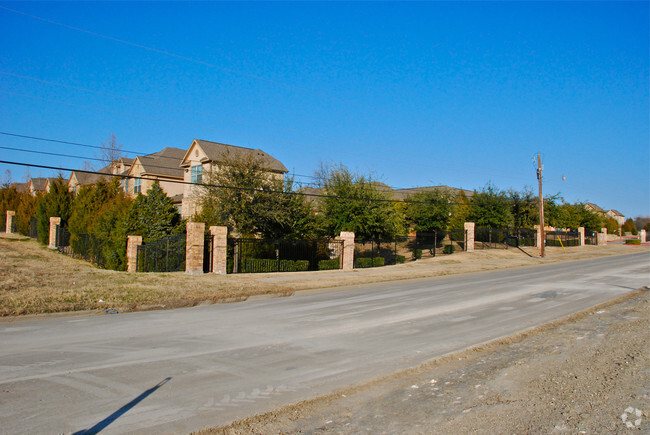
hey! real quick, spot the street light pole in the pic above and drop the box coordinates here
[537,153,545,257]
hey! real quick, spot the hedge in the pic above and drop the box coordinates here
[625,239,641,245]
[355,257,385,268]
[241,258,309,273]
[395,255,406,264]
[318,258,340,270]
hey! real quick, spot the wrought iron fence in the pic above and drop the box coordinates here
[204,233,214,273]
[355,230,467,266]
[585,230,597,245]
[29,217,38,239]
[474,227,509,249]
[70,233,107,267]
[136,233,187,272]
[505,228,537,248]
[55,225,71,250]
[546,230,580,247]
[228,238,343,273]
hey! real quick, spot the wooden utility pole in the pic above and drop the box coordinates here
[537,153,545,257]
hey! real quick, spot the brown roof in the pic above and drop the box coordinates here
[29,178,48,191]
[11,182,28,193]
[71,164,113,186]
[189,139,288,173]
[585,202,605,213]
[138,147,185,178]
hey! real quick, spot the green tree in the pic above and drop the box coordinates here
[123,182,184,242]
[509,188,538,228]
[405,189,452,232]
[35,178,73,244]
[622,218,637,235]
[0,186,21,223]
[449,191,471,230]
[317,163,405,239]
[467,184,512,228]
[603,217,619,235]
[15,192,42,235]
[195,153,319,238]
[92,192,133,270]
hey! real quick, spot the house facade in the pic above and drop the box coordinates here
[123,147,186,209]
[179,139,288,218]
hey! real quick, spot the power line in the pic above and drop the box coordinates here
[0,5,421,127]
[0,71,380,152]
[0,158,489,206]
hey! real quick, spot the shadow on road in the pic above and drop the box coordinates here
[73,377,171,435]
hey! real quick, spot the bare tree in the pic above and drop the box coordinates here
[99,133,123,170]
[1,169,12,188]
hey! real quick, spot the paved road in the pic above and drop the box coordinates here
[1,252,648,434]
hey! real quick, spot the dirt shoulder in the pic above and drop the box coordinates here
[1,234,647,317]
[204,289,649,435]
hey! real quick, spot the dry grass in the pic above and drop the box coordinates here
[0,234,646,317]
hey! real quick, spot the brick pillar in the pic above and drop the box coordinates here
[127,235,143,273]
[640,230,647,244]
[48,217,61,249]
[5,210,15,234]
[578,227,585,246]
[210,225,228,274]
[185,221,205,274]
[340,231,355,270]
[597,228,607,245]
[464,222,475,252]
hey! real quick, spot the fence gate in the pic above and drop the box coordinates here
[203,233,214,273]
[136,233,187,272]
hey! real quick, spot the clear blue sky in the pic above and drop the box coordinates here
[1,1,648,217]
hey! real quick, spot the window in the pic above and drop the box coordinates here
[191,165,203,184]
[134,177,141,194]
[125,178,130,193]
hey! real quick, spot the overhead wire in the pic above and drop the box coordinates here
[0,159,495,206]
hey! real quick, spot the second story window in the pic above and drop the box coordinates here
[134,177,141,194]
[191,165,203,184]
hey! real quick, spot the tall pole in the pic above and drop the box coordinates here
[537,153,545,257]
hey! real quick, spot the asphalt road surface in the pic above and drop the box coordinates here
[1,252,648,434]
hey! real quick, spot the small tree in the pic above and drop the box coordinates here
[405,189,452,232]
[604,217,619,235]
[122,182,184,242]
[509,188,538,228]
[317,163,405,239]
[622,218,637,235]
[99,133,123,170]
[36,178,73,244]
[195,153,319,239]
[467,184,512,228]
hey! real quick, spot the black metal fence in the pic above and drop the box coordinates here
[55,225,71,250]
[70,233,107,267]
[136,233,187,272]
[29,217,38,239]
[355,229,468,267]
[204,233,214,273]
[546,230,580,247]
[585,230,597,245]
[228,238,343,273]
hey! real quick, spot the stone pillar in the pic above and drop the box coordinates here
[210,225,228,274]
[5,210,15,234]
[578,227,585,246]
[340,231,355,271]
[640,230,646,244]
[597,228,607,245]
[127,235,143,273]
[185,221,205,274]
[464,222,475,252]
[48,217,61,249]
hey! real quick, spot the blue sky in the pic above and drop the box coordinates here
[1,1,648,217]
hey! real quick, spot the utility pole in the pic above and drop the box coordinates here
[537,153,545,257]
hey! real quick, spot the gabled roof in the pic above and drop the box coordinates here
[29,178,48,191]
[181,139,288,173]
[70,164,113,186]
[135,147,185,178]
[608,209,624,217]
[585,202,605,213]
[119,157,134,165]
[10,182,28,193]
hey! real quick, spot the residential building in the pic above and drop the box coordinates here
[124,147,186,209]
[179,139,288,218]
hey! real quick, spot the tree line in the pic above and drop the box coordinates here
[1,155,639,271]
